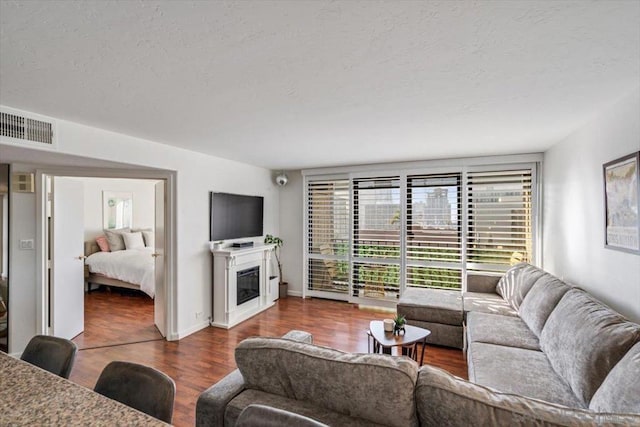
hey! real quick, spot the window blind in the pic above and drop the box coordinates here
[406,173,462,289]
[352,176,401,298]
[466,169,533,272]
[307,179,350,293]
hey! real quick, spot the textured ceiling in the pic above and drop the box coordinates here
[1,0,639,170]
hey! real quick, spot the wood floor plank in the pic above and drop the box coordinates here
[73,287,162,349]
[71,295,467,426]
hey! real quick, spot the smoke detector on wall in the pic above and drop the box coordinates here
[275,172,288,187]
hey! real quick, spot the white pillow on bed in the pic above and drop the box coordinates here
[122,232,145,250]
[142,230,154,248]
[132,228,154,248]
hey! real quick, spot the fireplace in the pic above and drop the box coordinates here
[211,244,277,329]
[237,266,260,306]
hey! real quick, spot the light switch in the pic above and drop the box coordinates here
[19,239,34,250]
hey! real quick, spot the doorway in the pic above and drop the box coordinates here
[38,168,175,347]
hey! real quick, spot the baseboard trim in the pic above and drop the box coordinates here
[286,290,303,297]
[175,320,210,340]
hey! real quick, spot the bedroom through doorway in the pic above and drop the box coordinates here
[44,175,168,350]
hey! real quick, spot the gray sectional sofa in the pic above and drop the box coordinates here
[465,263,640,413]
[197,264,640,426]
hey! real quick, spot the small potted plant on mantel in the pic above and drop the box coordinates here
[264,234,286,299]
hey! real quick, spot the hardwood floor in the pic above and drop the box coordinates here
[73,287,162,349]
[70,295,467,427]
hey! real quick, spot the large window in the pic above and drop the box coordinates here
[406,173,462,290]
[466,169,533,272]
[304,161,538,303]
[306,179,350,294]
[352,176,401,299]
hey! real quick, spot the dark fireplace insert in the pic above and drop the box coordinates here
[237,266,260,305]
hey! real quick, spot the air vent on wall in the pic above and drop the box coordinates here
[0,111,54,145]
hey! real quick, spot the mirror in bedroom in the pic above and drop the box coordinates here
[103,191,133,230]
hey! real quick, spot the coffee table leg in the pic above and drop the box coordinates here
[419,338,427,365]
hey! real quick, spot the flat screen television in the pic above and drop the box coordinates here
[210,192,264,241]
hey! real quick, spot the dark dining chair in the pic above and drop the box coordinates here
[21,335,78,379]
[94,361,176,423]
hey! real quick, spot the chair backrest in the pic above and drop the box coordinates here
[94,361,175,423]
[21,335,78,379]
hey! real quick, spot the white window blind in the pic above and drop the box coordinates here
[303,160,539,303]
[466,169,533,273]
[406,173,462,289]
[307,179,350,294]
[352,176,401,299]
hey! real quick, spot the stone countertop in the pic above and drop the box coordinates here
[0,352,169,426]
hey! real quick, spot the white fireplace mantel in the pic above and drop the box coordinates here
[210,243,277,329]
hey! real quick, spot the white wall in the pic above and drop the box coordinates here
[543,88,640,323]
[278,171,303,296]
[5,114,279,352]
[82,178,156,241]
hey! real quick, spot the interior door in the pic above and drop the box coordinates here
[154,180,167,337]
[51,177,84,340]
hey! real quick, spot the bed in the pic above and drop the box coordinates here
[84,241,155,298]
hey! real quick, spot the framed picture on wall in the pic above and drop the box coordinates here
[603,151,640,254]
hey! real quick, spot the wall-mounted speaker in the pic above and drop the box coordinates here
[12,173,35,193]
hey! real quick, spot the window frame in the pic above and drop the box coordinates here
[303,156,541,304]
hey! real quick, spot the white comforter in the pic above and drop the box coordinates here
[85,248,155,298]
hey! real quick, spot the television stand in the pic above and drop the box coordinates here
[232,241,254,248]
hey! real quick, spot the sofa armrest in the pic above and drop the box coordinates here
[466,273,501,294]
[416,365,640,426]
[281,329,313,343]
[196,369,245,427]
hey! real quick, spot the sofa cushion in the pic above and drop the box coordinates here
[467,342,582,408]
[540,289,640,407]
[417,365,640,426]
[466,311,540,350]
[235,337,419,427]
[237,404,329,427]
[405,319,463,349]
[466,273,501,293]
[495,263,546,310]
[589,341,640,414]
[519,274,570,336]
[228,389,386,427]
[397,288,463,326]
[463,292,518,317]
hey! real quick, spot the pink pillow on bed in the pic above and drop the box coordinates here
[96,236,110,252]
